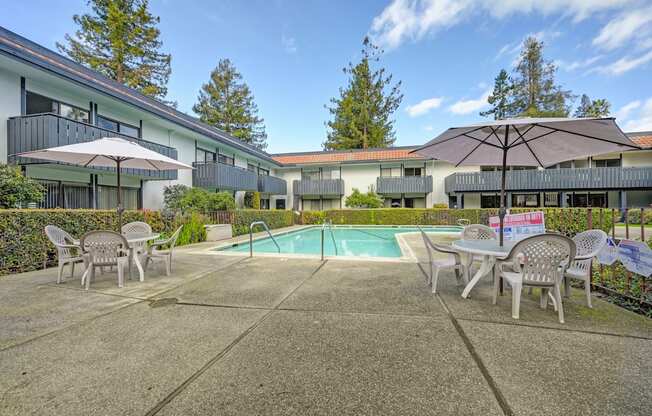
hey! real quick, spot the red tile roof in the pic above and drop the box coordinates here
[630,133,652,149]
[272,147,424,165]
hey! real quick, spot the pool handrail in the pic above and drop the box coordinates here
[249,221,281,257]
[322,219,338,258]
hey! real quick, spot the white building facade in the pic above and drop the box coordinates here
[1,26,651,212]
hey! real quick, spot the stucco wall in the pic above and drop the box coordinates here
[0,67,20,163]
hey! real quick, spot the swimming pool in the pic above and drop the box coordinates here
[217,225,462,258]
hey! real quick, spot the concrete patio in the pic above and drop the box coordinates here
[1,237,650,415]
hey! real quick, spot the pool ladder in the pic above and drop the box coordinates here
[249,221,280,257]
[321,219,338,260]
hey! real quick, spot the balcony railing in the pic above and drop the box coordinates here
[376,175,433,194]
[193,161,258,191]
[293,179,344,196]
[444,167,652,193]
[258,175,287,195]
[7,113,178,180]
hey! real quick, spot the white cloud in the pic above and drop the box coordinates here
[624,98,652,132]
[282,35,297,54]
[594,49,652,75]
[556,55,603,71]
[592,7,652,51]
[615,100,641,122]
[405,97,444,117]
[370,0,631,49]
[449,89,491,115]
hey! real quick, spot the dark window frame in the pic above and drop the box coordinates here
[96,114,141,138]
[26,91,90,123]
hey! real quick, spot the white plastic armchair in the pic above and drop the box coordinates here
[80,231,130,290]
[44,225,85,284]
[495,234,575,323]
[145,226,183,276]
[461,224,497,274]
[565,230,607,308]
[419,228,466,294]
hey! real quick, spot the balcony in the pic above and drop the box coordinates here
[376,175,433,194]
[258,175,287,195]
[444,167,652,193]
[293,179,344,196]
[193,161,258,191]
[7,113,178,180]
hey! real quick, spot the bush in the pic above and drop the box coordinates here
[163,184,190,210]
[175,212,207,246]
[300,208,613,234]
[0,209,206,276]
[244,191,261,209]
[179,188,235,212]
[0,164,44,208]
[623,209,652,225]
[230,210,294,236]
[432,203,448,208]
[345,188,384,208]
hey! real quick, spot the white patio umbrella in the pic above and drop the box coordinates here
[18,137,193,227]
[411,117,640,245]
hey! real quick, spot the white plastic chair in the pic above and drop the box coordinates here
[121,221,152,278]
[420,229,466,294]
[80,231,130,290]
[44,225,85,284]
[145,226,183,276]
[565,230,607,308]
[461,224,497,275]
[495,234,575,323]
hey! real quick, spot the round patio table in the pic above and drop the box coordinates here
[452,239,516,299]
[123,233,160,282]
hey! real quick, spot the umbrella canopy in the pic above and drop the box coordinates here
[411,117,640,244]
[18,137,192,171]
[18,137,193,226]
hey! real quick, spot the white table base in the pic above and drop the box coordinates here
[461,254,496,298]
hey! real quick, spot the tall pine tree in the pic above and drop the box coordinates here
[574,94,611,117]
[324,37,403,150]
[193,59,268,151]
[509,37,573,117]
[57,0,172,102]
[480,69,512,120]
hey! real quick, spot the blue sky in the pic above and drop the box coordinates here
[2,0,652,153]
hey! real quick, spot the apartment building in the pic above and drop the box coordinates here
[1,26,650,212]
[0,26,287,210]
[270,139,652,210]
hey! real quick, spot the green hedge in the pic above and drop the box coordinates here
[229,210,294,236]
[300,208,613,235]
[0,209,204,276]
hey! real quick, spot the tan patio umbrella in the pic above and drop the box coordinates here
[410,117,639,245]
[18,137,193,227]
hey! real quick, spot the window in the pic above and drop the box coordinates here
[480,166,497,172]
[512,193,539,207]
[302,170,320,180]
[196,148,216,163]
[258,167,269,176]
[247,163,257,172]
[404,198,415,208]
[390,198,402,208]
[380,167,401,177]
[544,192,559,207]
[592,159,621,168]
[481,194,501,208]
[26,91,89,123]
[275,199,286,210]
[404,167,423,177]
[260,198,270,209]
[322,168,340,179]
[559,161,573,169]
[218,153,234,165]
[97,115,140,138]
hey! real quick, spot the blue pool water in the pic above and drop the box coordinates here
[218,226,462,258]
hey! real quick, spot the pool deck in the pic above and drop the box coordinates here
[1,235,650,415]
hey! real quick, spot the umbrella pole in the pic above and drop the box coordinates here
[116,159,123,230]
[499,127,509,247]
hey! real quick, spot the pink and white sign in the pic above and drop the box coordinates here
[489,211,545,241]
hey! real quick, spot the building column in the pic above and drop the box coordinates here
[561,192,568,208]
[506,192,512,209]
[619,191,627,211]
[456,194,463,209]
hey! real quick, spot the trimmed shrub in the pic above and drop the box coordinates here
[0,209,206,276]
[230,209,294,236]
[300,208,613,234]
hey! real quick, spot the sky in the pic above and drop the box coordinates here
[2,0,652,153]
